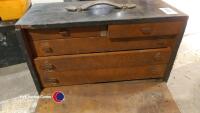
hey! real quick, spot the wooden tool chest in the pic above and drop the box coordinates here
[16,0,188,112]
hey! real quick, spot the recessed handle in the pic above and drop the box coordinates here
[43,47,53,53]
[156,41,165,46]
[154,52,161,61]
[46,78,59,86]
[59,30,70,37]
[42,63,56,72]
[140,27,152,35]
[65,1,136,11]
[148,67,158,73]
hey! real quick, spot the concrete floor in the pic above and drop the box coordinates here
[0,0,200,113]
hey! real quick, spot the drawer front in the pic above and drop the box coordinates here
[40,65,167,87]
[28,26,107,41]
[108,21,183,38]
[34,48,171,87]
[33,38,174,57]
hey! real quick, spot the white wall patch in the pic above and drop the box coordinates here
[159,8,178,14]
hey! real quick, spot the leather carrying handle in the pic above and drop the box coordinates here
[66,1,136,11]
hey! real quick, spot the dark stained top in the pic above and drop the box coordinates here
[16,0,188,29]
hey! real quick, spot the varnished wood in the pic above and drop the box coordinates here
[16,0,188,89]
[39,64,167,87]
[109,21,183,38]
[34,48,171,87]
[36,80,181,113]
[35,48,171,71]
[28,26,105,41]
[34,48,171,71]
[32,37,175,57]
[16,0,188,112]
[164,20,188,81]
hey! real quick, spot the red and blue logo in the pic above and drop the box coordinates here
[52,91,65,103]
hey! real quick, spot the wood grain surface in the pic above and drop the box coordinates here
[28,26,105,41]
[32,37,174,57]
[109,21,183,38]
[36,80,181,113]
[34,48,171,87]
[41,64,167,87]
[16,1,188,112]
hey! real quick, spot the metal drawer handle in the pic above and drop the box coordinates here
[43,63,56,72]
[65,1,136,12]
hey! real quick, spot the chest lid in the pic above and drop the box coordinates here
[36,80,180,113]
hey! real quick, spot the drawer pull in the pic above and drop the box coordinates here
[157,41,165,46]
[59,31,69,37]
[43,63,55,72]
[46,78,59,85]
[148,67,158,73]
[43,47,53,53]
[100,30,107,37]
[140,27,152,35]
[154,52,161,61]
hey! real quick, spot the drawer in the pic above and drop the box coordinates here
[28,26,107,41]
[108,21,183,38]
[34,48,171,87]
[32,37,174,57]
[40,65,167,87]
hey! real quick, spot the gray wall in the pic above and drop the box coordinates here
[0,22,25,68]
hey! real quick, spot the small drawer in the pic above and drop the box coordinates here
[28,26,107,41]
[108,21,183,38]
[32,37,174,57]
[34,48,171,87]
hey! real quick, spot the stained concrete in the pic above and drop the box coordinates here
[0,0,200,113]
[0,64,37,102]
[0,64,38,113]
[167,33,200,113]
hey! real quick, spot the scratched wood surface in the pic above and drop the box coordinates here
[108,21,183,38]
[32,37,174,57]
[36,80,181,113]
[39,64,167,87]
[28,26,105,41]
[34,48,171,87]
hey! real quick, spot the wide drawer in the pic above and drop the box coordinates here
[28,26,107,41]
[108,21,183,38]
[39,65,167,87]
[34,48,171,87]
[32,37,174,57]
